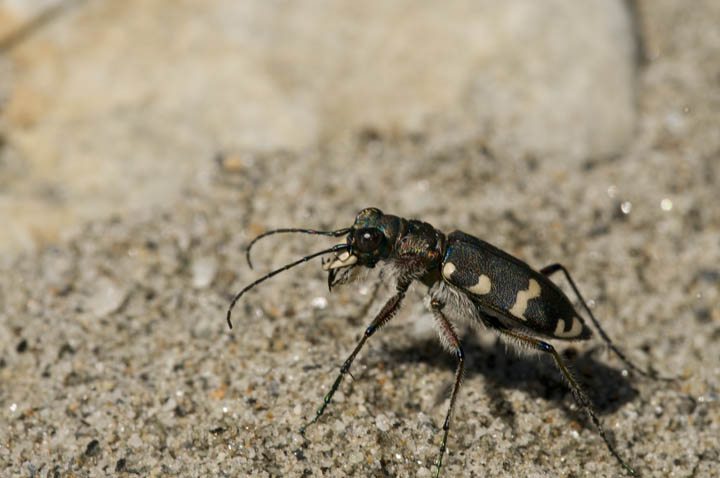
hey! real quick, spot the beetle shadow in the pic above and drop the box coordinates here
[384,327,639,433]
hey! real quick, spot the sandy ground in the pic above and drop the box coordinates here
[1,1,719,477]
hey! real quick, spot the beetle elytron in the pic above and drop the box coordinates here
[227,207,666,476]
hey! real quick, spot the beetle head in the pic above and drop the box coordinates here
[323,207,400,288]
[228,207,401,328]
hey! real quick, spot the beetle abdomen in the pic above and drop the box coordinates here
[442,231,591,340]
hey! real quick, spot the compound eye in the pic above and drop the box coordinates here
[355,228,384,253]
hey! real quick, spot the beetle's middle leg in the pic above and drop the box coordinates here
[429,299,464,478]
[299,280,410,434]
[541,263,670,381]
[496,326,636,476]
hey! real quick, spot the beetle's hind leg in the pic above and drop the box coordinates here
[541,263,672,381]
[496,327,637,476]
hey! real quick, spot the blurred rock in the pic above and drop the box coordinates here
[0,0,637,255]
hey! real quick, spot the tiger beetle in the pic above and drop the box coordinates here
[226,207,669,476]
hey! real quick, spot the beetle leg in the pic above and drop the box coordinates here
[541,263,672,381]
[496,327,636,476]
[429,299,465,478]
[299,280,411,434]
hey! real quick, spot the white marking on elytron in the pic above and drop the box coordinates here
[554,316,584,338]
[508,279,541,321]
[322,250,358,270]
[467,274,491,295]
[442,262,456,279]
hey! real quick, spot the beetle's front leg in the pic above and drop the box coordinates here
[299,280,411,434]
